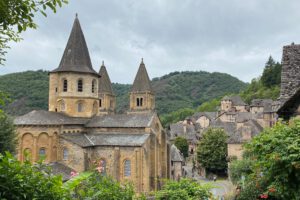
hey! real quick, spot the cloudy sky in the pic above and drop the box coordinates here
[2,0,300,83]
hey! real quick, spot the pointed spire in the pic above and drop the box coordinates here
[131,59,153,92]
[51,15,98,76]
[98,62,114,94]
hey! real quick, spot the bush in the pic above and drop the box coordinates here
[0,152,68,200]
[229,158,253,185]
[0,112,16,154]
[155,178,213,200]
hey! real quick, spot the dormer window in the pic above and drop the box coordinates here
[78,79,83,92]
[63,79,68,92]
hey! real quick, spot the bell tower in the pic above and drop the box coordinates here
[129,59,155,113]
[98,61,116,114]
[48,15,99,117]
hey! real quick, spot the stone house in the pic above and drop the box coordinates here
[170,144,185,180]
[14,16,169,193]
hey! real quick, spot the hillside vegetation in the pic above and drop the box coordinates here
[0,70,247,117]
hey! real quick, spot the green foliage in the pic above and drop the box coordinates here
[0,112,16,154]
[64,171,135,200]
[161,108,194,127]
[241,120,300,199]
[0,152,68,199]
[0,70,246,119]
[261,56,282,88]
[197,128,228,172]
[174,137,189,158]
[196,98,221,112]
[0,0,68,64]
[229,158,253,185]
[155,178,213,200]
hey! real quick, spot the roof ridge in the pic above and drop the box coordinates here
[131,59,153,92]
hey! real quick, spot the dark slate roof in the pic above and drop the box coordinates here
[61,132,150,147]
[14,110,89,125]
[236,112,254,123]
[222,96,247,106]
[250,99,274,113]
[171,144,184,162]
[51,16,98,76]
[208,120,237,135]
[131,59,153,92]
[192,112,216,120]
[48,162,74,181]
[169,123,184,139]
[277,87,300,119]
[98,63,114,94]
[85,112,155,128]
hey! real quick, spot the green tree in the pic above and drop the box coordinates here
[229,157,253,185]
[0,0,67,64]
[197,128,228,173]
[0,152,68,199]
[0,112,16,153]
[240,119,300,199]
[261,56,282,88]
[196,98,220,112]
[174,136,189,158]
[155,178,213,200]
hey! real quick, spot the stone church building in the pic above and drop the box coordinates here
[14,16,169,193]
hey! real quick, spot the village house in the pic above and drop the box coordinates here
[14,16,169,193]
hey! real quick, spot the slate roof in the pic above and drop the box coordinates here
[192,112,216,121]
[85,112,155,128]
[51,16,98,76]
[98,63,114,94]
[250,99,274,113]
[48,162,74,181]
[14,110,89,125]
[131,59,153,92]
[236,112,254,123]
[222,96,247,106]
[171,144,184,162]
[61,132,150,147]
[277,87,300,119]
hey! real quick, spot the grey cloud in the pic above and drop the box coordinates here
[2,0,300,83]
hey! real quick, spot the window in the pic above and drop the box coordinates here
[92,79,96,93]
[124,160,131,177]
[39,148,46,159]
[78,102,83,112]
[136,98,143,107]
[78,79,83,92]
[63,79,68,92]
[99,99,102,107]
[100,159,106,175]
[63,148,68,160]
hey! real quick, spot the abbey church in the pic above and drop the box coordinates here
[14,16,169,193]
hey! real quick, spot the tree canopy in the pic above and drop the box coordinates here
[174,136,189,158]
[0,112,16,154]
[197,128,228,172]
[0,0,67,64]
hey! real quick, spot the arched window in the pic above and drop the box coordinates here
[78,79,83,92]
[99,99,102,108]
[60,100,65,111]
[140,98,143,106]
[78,102,84,112]
[39,148,46,159]
[92,79,96,93]
[136,98,139,106]
[124,159,131,177]
[63,148,68,160]
[63,79,68,92]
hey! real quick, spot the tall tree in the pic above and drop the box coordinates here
[174,136,189,158]
[197,128,228,172]
[0,112,16,153]
[0,0,67,65]
[261,56,282,88]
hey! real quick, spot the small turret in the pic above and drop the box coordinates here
[98,61,116,114]
[129,59,155,113]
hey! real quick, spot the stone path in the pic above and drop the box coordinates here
[183,163,233,199]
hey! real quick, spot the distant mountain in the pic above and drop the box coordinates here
[0,70,247,116]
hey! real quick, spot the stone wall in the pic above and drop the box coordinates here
[280,44,300,102]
